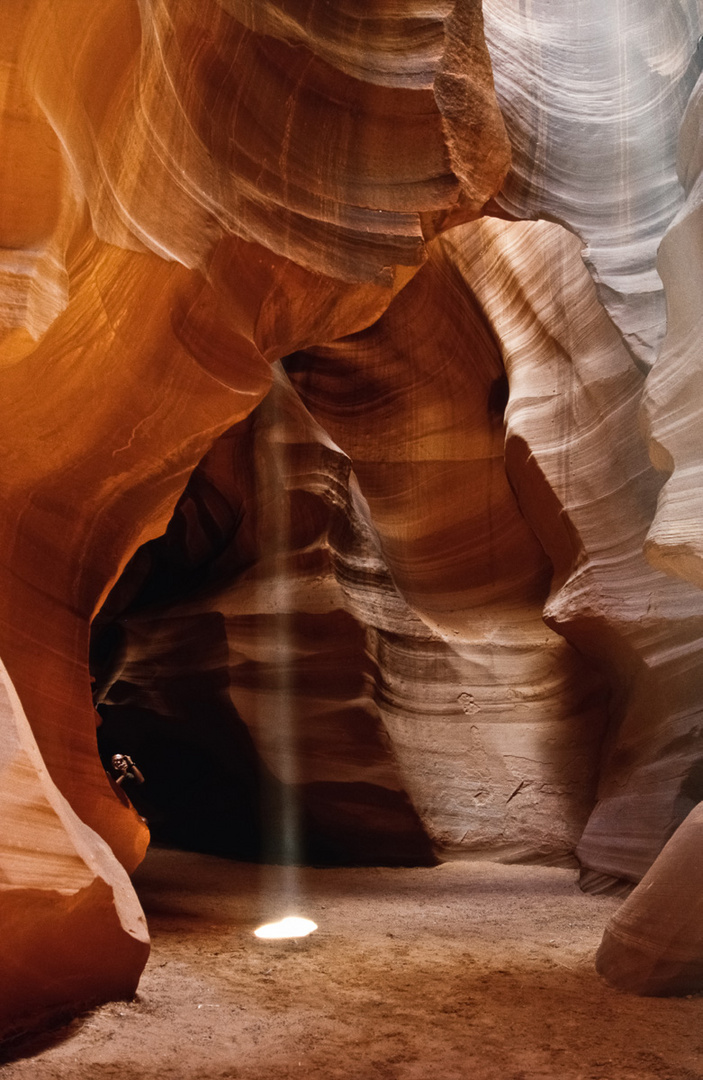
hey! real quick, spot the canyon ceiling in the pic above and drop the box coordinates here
[1,0,703,1038]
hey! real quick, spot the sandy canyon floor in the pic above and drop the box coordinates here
[1,848,702,1080]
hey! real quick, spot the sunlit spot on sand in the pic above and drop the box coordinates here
[254,916,318,939]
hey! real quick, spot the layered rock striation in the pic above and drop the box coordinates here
[96,331,605,865]
[2,0,703,1032]
[596,800,703,995]
[0,0,510,1038]
[442,217,703,887]
[643,69,703,589]
[286,240,607,860]
[99,211,703,892]
[93,367,438,866]
[483,0,703,372]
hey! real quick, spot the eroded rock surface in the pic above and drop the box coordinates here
[0,660,149,1039]
[643,70,703,589]
[96,346,604,865]
[287,242,607,860]
[94,367,438,866]
[97,212,703,890]
[3,0,703,1030]
[0,0,510,1034]
[444,217,703,886]
[596,801,703,995]
[485,0,703,371]
[483,0,702,371]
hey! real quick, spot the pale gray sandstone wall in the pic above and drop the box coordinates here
[1,0,703,1036]
[595,63,703,998]
[483,0,703,372]
[644,68,703,589]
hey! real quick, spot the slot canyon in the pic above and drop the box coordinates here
[1,1,703,1077]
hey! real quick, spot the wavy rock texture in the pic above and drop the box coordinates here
[482,0,703,371]
[3,0,703,1029]
[287,243,607,859]
[596,801,703,995]
[0,659,149,1039]
[0,0,510,1036]
[96,250,607,866]
[99,212,703,888]
[93,366,437,866]
[642,71,703,589]
[444,216,703,886]
[21,0,508,284]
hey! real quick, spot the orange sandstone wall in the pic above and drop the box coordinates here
[0,0,509,1037]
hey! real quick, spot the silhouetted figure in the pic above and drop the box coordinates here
[111,753,145,786]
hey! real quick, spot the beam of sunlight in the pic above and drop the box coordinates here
[259,370,302,877]
[254,916,318,939]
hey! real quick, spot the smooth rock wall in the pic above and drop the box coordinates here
[0,659,149,1040]
[445,216,703,885]
[483,0,703,371]
[94,204,703,885]
[643,71,703,589]
[2,0,703,1026]
[288,241,607,860]
[22,0,508,283]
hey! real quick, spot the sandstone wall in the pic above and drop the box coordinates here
[2,0,703,1030]
[0,0,510,1037]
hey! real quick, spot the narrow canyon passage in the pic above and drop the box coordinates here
[2,848,702,1080]
[4,0,703,1050]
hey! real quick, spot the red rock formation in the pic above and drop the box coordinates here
[287,240,607,859]
[94,366,437,866]
[3,0,703,1032]
[0,0,510,1038]
[22,0,508,282]
[0,659,149,1039]
[96,340,604,864]
[94,204,703,1001]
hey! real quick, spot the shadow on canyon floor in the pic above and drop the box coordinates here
[2,849,703,1080]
